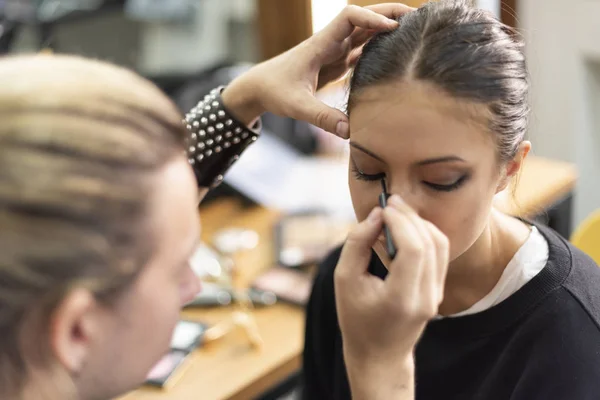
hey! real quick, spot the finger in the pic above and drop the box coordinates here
[365,3,416,20]
[423,220,450,303]
[291,94,350,138]
[347,45,364,67]
[401,213,439,315]
[380,202,425,295]
[327,5,403,43]
[336,208,383,281]
[348,28,376,48]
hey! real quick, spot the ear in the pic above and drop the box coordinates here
[49,288,100,374]
[496,141,531,194]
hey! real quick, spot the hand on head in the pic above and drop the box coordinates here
[222,3,415,138]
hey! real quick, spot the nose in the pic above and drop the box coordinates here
[386,179,418,211]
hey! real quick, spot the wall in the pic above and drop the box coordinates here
[519,0,600,227]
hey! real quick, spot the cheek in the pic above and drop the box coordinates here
[419,178,497,261]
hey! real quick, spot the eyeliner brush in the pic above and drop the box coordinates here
[379,177,397,260]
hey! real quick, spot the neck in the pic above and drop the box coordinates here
[438,209,531,316]
[15,368,79,400]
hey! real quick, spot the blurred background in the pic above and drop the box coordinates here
[1,1,598,399]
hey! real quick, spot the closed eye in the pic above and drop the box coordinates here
[423,175,469,192]
[351,165,385,181]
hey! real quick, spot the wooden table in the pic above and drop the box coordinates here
[120,155,577,400]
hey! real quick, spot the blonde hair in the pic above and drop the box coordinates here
[0,54,186,391]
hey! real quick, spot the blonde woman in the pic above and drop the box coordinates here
[0,4,429,400]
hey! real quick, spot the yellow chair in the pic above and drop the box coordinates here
[571,210,600,265]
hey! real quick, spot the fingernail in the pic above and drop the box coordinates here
[336,120,349,138]
[389,195,404,207]
[384,17,398,27]
[367,208,381,223]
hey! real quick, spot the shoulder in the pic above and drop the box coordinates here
[562,243,600,330]
[537,222,600,329]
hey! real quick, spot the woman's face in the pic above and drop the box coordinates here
[72,156,201,398]
[348,81,505,265]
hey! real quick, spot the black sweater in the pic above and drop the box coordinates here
[302,223,600,400]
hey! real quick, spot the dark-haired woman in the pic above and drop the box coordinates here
[302,1,600,400]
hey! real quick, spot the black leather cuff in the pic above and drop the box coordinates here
[184,86,261,189]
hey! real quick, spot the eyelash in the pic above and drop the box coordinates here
[351,166,469,192]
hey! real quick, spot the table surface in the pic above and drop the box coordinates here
[119,155,577,400]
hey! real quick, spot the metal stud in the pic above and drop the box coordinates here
[186,124,192,131]
[242,132,249,139]
[229,155,240,166]
[189,146,195,153]
[192,121,200,128]
[224,142,231,148]
[191,133,197,140]
[235,127,242,134]
[216,123,224,131]
[225,119,233,127]
[205,149,213,156]
[217,110,226,118]
[199,130,206,137]
[196,154,204,161]
[198,143,205,150]
[215,146,222,153]
[204,105,211,111]
[233,137,240,144]
[207,126,215,134]
[189,158,195,165]
[211,88,219,95]
[209,114,217,121]
[251,136,258,142]
[216,135,222,143]
[207,139,214,146]
[212,101,219,107]
[225,131,232,138]
[200,117,208,125]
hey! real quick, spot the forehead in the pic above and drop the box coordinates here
[349,81,496,162]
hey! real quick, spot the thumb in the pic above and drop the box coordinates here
[336,208,382,280]
[294,95,350,139]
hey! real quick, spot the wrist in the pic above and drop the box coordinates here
[221,75,265,126]
[345,354,415,400]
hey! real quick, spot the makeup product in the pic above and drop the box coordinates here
[145,349,192,388]
[184,282,233,308]
[274,211,353,268]
[169,320,208,352]
[379,177,397,260]
[251,267,312,307]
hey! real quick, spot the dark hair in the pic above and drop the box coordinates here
[348,0,529,162]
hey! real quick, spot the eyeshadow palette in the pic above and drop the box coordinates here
[275,212,353,268]
[169,320,208,352]
[145,349,191,388]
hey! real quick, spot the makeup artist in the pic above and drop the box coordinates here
[0,3,429,400]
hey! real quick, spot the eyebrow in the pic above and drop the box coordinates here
[349,141,466,166]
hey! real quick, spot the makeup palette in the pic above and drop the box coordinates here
[275,212,353,268]
[145,350,191,388]
[170,320,207,352]
[252,267,312,306]
[144,320,208,389]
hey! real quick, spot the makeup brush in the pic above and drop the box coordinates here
[379,177,397,260]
